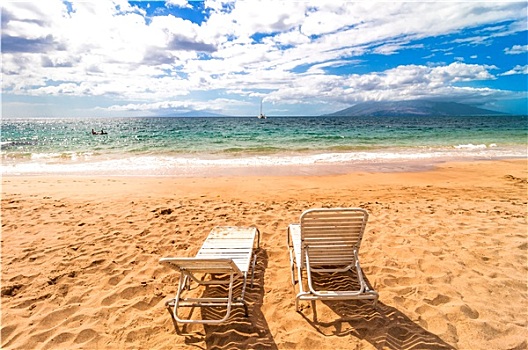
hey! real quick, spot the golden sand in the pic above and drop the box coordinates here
[1,159,527,349]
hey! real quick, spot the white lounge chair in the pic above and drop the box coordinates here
[160,226,260,324]
[287,208,378,312]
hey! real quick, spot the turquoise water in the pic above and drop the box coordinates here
[1,115,526,176]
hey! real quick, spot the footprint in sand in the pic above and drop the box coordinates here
[426,294,451,306]
[42,332,75,348]
[74,328,98,344]
[460,304,479,319]
[37,305,80,329]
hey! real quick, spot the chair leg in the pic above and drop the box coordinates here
[250,254,257,287]
[242,300,249,317]
[311,300,318,322]
[170,271,240,324]
[295,265,304,312]
[289,250,296,286]
[295,298,299,312]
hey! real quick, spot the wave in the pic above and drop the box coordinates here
[2,144,526,176]
[2,151,96,161]
[0,140,38,150]
[221,146,283,154]
[453,143,497,150]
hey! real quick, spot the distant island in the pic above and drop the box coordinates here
[325,100,506,117]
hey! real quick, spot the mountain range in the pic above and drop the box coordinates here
[325,100,505,117]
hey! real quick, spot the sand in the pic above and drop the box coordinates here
[1,159,527,350]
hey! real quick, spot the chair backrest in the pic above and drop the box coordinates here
[300,208,368,267]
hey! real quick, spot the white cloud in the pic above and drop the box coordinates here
[104,61,502,113]
[166,0,192,8]
[500,65,528,76]
[504,44,528,55]
[1,0,527,116]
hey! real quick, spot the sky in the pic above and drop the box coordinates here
[1,0,527,117]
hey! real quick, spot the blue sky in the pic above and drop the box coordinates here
[2,0,527,117]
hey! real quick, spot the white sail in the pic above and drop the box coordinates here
[257,99,266,119]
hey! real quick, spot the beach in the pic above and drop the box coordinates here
[1,159,527,349]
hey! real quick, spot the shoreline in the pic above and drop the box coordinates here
[2,159,527,349]
[2,160,526,203]
[2,155,526,178]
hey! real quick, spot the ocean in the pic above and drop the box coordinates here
[1,115,526,176]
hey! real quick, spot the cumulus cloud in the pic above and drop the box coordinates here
[2,34,61,53]
[500,65,528,76]
[504,44,528,55]
[1,0,527,116]
[167,35,217,52]
[166,0,192,8]
[264,62,499,107]
[105,97,238,114]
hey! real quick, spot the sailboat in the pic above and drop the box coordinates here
[257,99,266,119]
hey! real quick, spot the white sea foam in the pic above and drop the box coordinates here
[454,144,488,149]
[2,145,526,176]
